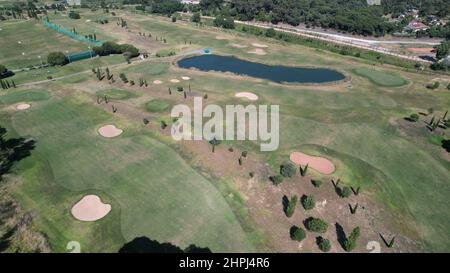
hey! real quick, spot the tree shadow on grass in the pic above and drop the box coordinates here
[0,126,36,179]
[118,236,212,253]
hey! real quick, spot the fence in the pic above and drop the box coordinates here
[67,51,98,63]
[43,20,103,47]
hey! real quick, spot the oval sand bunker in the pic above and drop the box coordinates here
[16,103,31,110]
[235,92,258,101]
[290,152,335,175]
[71,195,111,222]
[153,80,163,85]
[170,79,180,83]
[98,125,123,138]
[181,76,191,80]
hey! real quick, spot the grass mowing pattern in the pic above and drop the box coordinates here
[353,68,408,87]
[6,97,253,252]
[145,99,172,113]
[0,90,50,104]
[96,88,137,100]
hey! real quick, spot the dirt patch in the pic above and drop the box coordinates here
[407,48,434,54]
[231,43,248,48]
[235,92,258,101]
[252,43,269,48]
[15,103,31,110]
[98,124,123,138]
[71,195,111,222]
[290,151,335,175]
[153,80,163,85]
[247,48,267,55]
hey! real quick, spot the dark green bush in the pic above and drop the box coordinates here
[47,52,68,66]
[285,195,298,218]
[301,195,315,210]
[280,163,296,178]
[317,237,331,252]
[290,226,306,242]
[270,175,284,185]
[305,217,328,233]
[311,179,322,188]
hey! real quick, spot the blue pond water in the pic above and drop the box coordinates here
[177,54,345,84]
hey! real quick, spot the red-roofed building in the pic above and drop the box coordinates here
[405,21,429,32]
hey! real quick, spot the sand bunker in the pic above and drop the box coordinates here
[153,80,163,85]
[247,48,267,55]
[181,76,191,80]
[71,195,111,222]
[170,79,180,83]
[407,47,434,53]
[15,103,31,110]
[290,152,335,175]
[98,125,123,138]
[231,43,248,48]
[251,43,268,48]
[235,92,258,101]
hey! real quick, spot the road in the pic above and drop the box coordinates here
[181,12,438,64]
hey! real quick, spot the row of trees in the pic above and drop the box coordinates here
[92,41,139,58]
[198,0,402,36]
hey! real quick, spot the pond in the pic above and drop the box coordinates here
[177,54,345,84]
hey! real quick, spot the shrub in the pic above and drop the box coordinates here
[69,11,80,19]
[191,12,201,23]
[280,163,296,178]
[0,64,6,75]
[339,186,352,198]
[409,113,419,122]
[265,28,276,38]
[47,52,68,66]
[443,139,450,153]
[290,226,306,242]
[301,195,315,210]
[426,82,440,90]
[270,175,283,185]
[311,179,322,188]
[171,15,176,22]
[285,195,298,217]
[299,164,309,177]
[305,217,328,233]
[343,227,360,252]
[317,237,331,252]
[119,73,128,83]
[93,42,139,58]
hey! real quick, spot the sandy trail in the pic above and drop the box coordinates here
[290,151,335,175]
[235,92,258,101]
[15,103,31,110]
[71,195,111,222]
[98,125,123,138]
[251,43,269,48]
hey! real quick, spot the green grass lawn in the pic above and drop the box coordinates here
[96,88,138,100]
[1,9,449,253]
[352,68,409,87]
[0,89,50,104]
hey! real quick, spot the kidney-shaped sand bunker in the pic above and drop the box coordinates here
[71,195,112,222]
[98,125,123,138]
[290,151,335,175]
